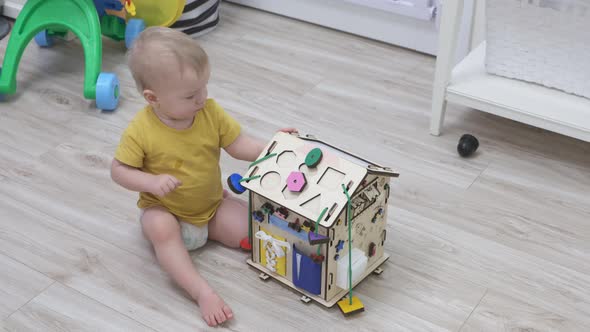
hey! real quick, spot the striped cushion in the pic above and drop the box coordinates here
[171,0,220,37]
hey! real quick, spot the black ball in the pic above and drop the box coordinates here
[457,134,479,157]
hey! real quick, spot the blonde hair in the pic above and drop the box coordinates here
[127,27,210,92]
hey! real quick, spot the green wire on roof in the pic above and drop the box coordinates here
[315,207,328,255]
[249,153,277,168]
[239,175,261,183]
[248,193,252,248]
[342,183,353,305]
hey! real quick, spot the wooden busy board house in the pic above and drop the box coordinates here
[232,132,398,313]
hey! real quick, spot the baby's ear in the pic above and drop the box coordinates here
[143,89,158,106]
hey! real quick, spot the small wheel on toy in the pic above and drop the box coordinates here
[125,19,145,49]
[34,30,55,48]
[227,173,246,194]
[96,73,120,111]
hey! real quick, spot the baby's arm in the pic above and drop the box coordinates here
[223,134,266,162]
[111,159,182,197]
[225,128,298,162]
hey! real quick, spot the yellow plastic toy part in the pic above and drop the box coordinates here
[337,296,365,316]
[125,0,136,16]
[131,0,185,27]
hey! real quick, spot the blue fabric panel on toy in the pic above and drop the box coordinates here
[104,0,124,10]
[269,215,307,241]
[94,0,107,16]
[292,245,322,295]
[94,0,123,16]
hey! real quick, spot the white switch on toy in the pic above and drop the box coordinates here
[336,247,368,289]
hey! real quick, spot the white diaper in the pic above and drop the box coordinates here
[139,209,208,251]
[179,221,208,251]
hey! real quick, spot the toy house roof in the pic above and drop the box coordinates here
[241,132,398,228]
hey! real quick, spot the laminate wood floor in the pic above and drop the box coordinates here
[1,3,589,331]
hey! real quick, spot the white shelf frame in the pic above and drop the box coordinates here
[430,0,590,143]
[226,0,475,58]
[3,0,23,19]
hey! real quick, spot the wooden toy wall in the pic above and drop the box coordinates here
[251,173,390,302]
[251,194,330,299]
[325,174,389,300]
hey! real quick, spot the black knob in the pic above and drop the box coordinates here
[457,134,479,157]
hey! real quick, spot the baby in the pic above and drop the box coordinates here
[111,27,295,327]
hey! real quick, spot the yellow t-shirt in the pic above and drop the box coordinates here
[115,99,241,226]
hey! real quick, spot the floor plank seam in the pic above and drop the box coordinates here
[456,288,488,332]
[296,75,329,100]
[56,281,158,332]
[2,280,56,322]
[1,191,159,280]
[466,161,492,191]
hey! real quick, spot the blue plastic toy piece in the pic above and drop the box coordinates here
[103,0,124,11]
[96,72,120,111]
[252,211,265,222]
[227,173,246,194]
[308,232,329,245]
[292,245,322,295]
[94,0,123,16]
[125,19,145,49]
[34,30,54,47]
[270,214,308,241]
[93,0,106,16]
[335,240,345,252]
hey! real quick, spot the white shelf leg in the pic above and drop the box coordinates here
[430,0,465,136]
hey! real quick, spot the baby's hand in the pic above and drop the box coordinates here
[278,128,298,134]
[150,174,182,197]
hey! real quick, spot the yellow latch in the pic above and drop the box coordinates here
[125,0,136,16]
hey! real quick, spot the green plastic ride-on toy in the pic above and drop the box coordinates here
[0,0,146,111]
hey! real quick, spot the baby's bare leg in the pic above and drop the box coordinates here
[141,206,233,327]
[208,195,249,248]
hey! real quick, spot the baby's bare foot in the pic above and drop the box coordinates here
[197,289,233,327]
